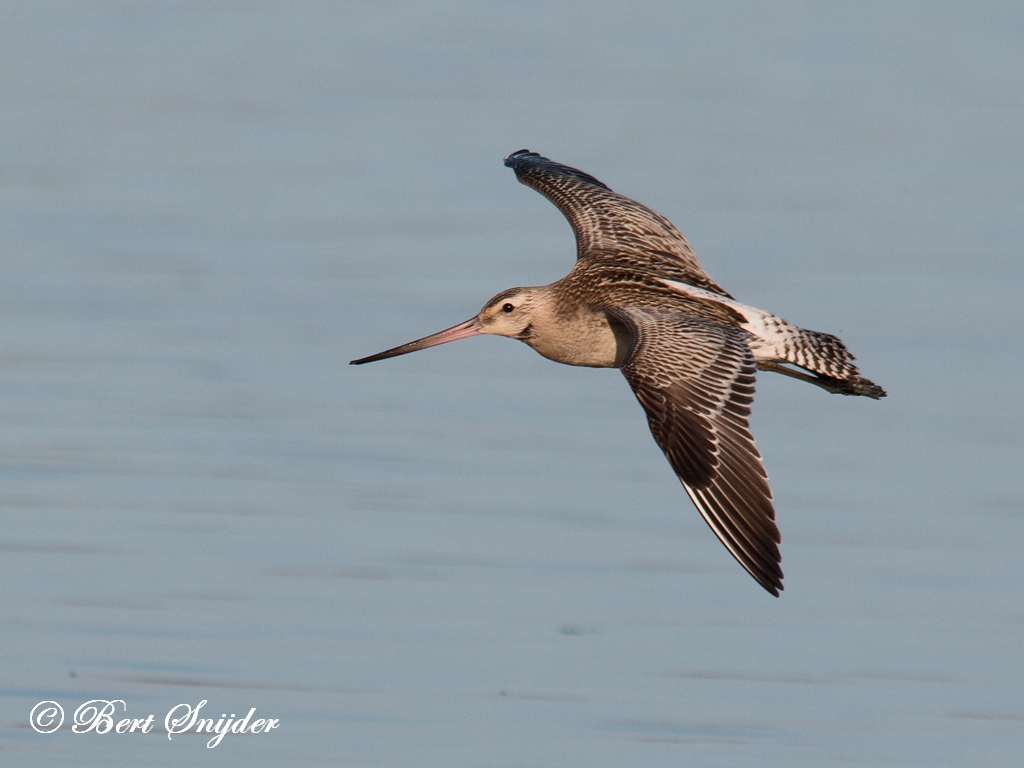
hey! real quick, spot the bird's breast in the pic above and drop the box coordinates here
[524,310,631,368]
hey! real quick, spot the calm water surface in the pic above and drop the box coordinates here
[1,2,1022,765]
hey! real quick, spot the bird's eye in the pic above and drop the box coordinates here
[502,303,515,313]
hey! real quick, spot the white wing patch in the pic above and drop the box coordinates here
[659,280,796,365]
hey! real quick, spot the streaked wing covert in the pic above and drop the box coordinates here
[607,306,784,595]
[504,149,727,293]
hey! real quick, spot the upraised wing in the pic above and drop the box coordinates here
[504,150,726,293]
[607,306,783,595]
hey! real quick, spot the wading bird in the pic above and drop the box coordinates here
[352,150,885,596]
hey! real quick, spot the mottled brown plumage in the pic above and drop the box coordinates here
[352,149,886,596]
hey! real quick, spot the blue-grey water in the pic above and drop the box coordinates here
[1,2,1022,765]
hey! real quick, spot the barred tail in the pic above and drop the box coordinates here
[750,322,887,400]
[652,278,886,399]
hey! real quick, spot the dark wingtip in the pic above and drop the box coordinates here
[503,148,534,168]
[756,568,783,597]
[503,149,612,190]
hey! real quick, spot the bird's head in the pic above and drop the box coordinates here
[349,287,544,365]
[475,287,540,340]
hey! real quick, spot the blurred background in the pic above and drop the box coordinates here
[1,2,1022,765]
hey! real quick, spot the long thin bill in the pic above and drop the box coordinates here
[350,317,482,365]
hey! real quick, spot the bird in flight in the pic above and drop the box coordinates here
[352,150,885,596]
